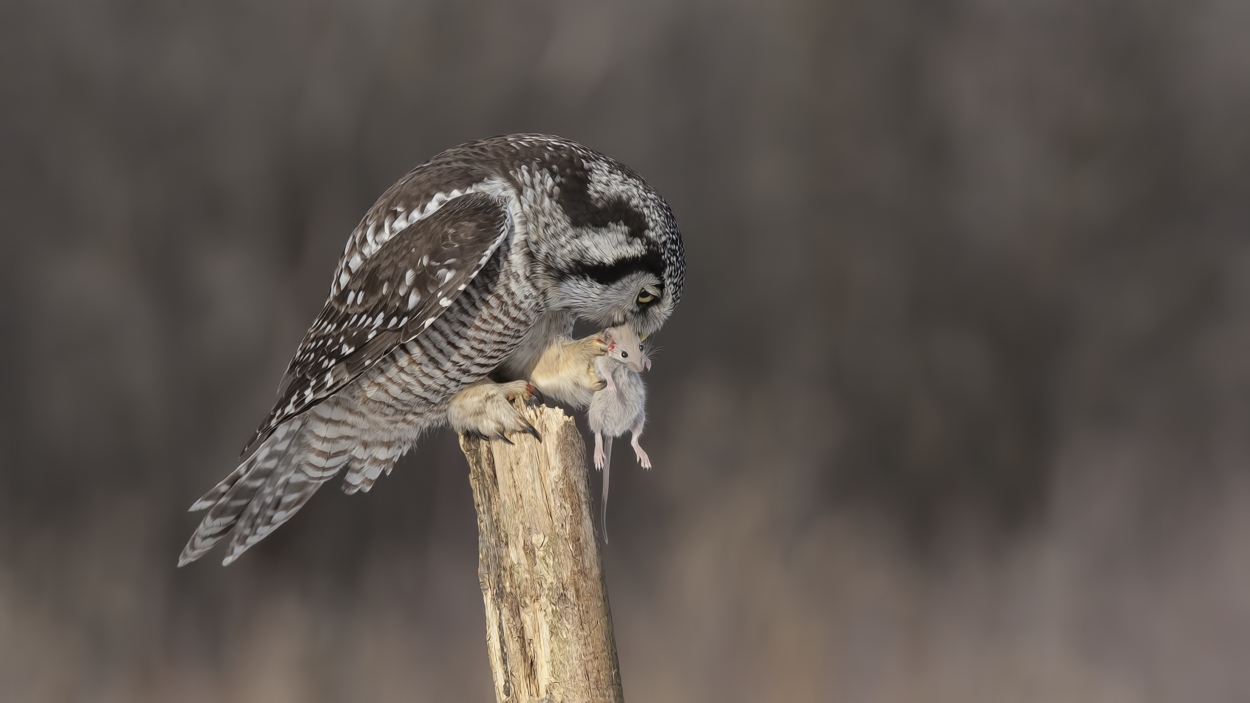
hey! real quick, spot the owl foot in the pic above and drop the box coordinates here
[530,334,610,407]
[449,380,542,442]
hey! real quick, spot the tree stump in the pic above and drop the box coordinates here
[459,403,624,703]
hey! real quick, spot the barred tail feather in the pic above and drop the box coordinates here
[178,400,359,566]
[188,463,248,513]
[178,418,303,565]
[186,419,301,514]
[220,445,336,566]
[341,443,404,495]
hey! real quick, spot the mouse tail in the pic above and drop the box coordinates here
[600,435,613,543]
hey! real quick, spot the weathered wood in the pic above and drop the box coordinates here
[460,402,624,703]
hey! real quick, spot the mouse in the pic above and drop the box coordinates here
[587,323,652,542]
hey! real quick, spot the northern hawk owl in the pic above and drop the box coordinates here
[179,134,684,566]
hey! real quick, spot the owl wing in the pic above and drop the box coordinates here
[245,191,513,452]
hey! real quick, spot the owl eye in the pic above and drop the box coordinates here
[637,291,656,305]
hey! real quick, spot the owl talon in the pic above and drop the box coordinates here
[495,432,514,445]
[522,420,542,442]
[525,384,545,406]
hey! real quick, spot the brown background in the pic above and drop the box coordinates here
[3,0,1249,700]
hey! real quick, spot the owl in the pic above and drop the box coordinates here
[180,134,684,566]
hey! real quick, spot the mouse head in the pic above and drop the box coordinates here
[603,324,651,373]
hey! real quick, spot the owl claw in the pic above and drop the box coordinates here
[495,432,514,445]
[521,420,542,442]
[525,384,545,406]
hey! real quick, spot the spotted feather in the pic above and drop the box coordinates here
[245,192,513,451]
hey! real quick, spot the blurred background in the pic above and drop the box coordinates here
[2,0,1249,700]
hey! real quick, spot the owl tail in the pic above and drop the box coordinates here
[179,403,352,566]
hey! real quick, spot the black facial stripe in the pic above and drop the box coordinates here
[567,250,665,287]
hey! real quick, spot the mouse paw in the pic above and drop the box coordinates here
[632,442,651,469]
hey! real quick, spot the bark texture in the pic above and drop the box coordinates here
[460,403,624,703]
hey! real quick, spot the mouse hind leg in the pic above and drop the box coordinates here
[629,415,651,469]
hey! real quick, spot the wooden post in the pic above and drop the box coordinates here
[459,402,625,703]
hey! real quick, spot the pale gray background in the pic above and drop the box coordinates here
[3,0,1250,701]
